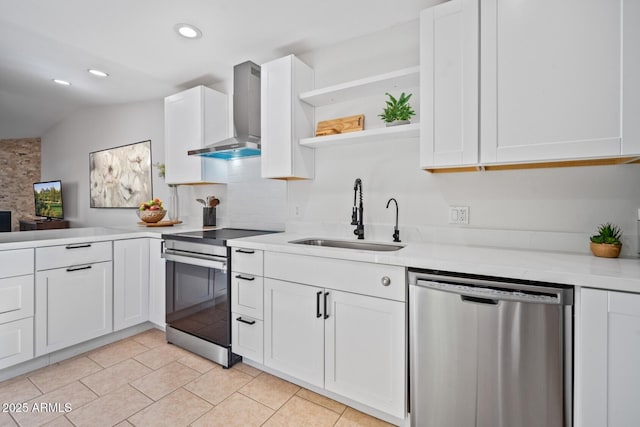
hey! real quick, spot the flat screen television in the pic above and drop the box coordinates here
[33,180,64,220]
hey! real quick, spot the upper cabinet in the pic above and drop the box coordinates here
[164,86,229,184]
[420,0,479,168]
[261,55,315,180]
[421,0,640,171]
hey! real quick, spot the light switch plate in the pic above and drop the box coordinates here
[449,206,469,224]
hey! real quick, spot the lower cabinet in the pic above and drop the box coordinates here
[264,277,406,418]
[578,288,640,427]
[0,318,33,370]
[35,261,113,356]
[113,239,150,331]
[148,238,166,328]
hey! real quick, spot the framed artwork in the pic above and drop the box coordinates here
[89,140,152,208]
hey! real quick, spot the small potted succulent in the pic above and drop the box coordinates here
[589,223,623,258]
[378,92,416,126]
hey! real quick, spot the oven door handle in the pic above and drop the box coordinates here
[163,251,227,270]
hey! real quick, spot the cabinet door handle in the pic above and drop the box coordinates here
[316,291,322,318]
[235,274,255,281]
[235,249,255,254]
[66,244,91,249]
[323,292,330,319]
[236,317,256,325]
[66,265,92,272]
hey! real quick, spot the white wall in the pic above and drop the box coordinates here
[290,20,640,255]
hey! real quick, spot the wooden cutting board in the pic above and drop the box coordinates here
[137,220,183,227]
[315,114,365,136]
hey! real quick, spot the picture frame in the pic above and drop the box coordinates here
[89,140,152,208]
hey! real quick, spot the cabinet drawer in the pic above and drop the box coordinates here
[0,317,34,370]
[232,313,263,364]
[36,241,112,271]
[609,291,640,316]
[0,249,34,279]
[265,252,406,302]
[0,275,34,324]
[231,272,263,319]
[232,248,263,276]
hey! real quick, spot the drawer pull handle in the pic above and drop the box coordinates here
[236,317,256,325]
[324,292,330,319]
[316,291,322,318]
[66,265,92,272]
[66,244,92,249]
[235,249,255,254]
[235,274,255,281]
[381,276,391,286]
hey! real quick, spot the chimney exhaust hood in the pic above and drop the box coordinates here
[188,61,261,159]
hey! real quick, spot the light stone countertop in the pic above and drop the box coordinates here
[227,232,640,294]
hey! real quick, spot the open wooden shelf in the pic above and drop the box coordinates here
[300,123,420,148]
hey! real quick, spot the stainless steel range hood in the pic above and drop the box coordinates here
[188,61,261,159]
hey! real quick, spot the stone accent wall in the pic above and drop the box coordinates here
[0,138,41,231]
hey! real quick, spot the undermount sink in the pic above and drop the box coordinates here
[289,238,404,252]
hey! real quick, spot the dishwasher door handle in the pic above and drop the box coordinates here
[461,295,498,305]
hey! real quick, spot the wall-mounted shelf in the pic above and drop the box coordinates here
[300,123,420,148]
[300,66,420,107]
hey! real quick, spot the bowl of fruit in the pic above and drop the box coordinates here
[137,198,166,223]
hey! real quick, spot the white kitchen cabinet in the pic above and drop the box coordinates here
[0,275,34,324]
[231,247,265,363]
[0,318,33,370]
[113,239,149,331]
[35,261,113,356]
[261,54,315,180]
[148,238,166,328]
[263,251,406,419]
[264,278,324,387]
[577,288,640,427]
[0,248,33,278]
[480,0,624,163]
[164,85,229,184]
[420,0,479,168]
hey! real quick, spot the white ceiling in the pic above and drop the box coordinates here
[0,0,439,140]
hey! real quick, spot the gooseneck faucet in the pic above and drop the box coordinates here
[351,178,364,239]
[386,198,401,242]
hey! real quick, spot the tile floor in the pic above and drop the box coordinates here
[0,328,394,427]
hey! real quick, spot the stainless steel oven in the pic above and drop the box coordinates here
[162,228,278,368]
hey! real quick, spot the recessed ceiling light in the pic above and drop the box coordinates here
[175,23,202,39]
[88,69,109,77]
[52,79,71,86]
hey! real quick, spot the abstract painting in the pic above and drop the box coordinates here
[89,140,152,208]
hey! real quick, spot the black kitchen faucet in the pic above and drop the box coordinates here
[351,178,364,239]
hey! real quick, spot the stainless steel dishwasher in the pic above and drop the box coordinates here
[409,269,573,427]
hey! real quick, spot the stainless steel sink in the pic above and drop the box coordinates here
[289,238,404,252]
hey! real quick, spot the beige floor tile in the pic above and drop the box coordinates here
[127,387,212,427]
[239,372,300,410]
[130,328,166,348]
[130,361,200,401]
[192,392,274,427]
[184,365,253,405]
[114,421,134,427]
[12,381,97,427]
[28,357,103,393]
[0,378,42,405]
[263,395,340,427]
[334,407,395,427]
[0,412,17,427]
[232,362,262,377]
[88,339,150,368]
[42,415,74,426]
[296,388,347,414]
[133,342,190,370]
[66,384,152,427]
[176,353,217,374]
[81,359,153,396]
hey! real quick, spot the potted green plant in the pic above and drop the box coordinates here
[589,222,622,258]
[378,92,416,126]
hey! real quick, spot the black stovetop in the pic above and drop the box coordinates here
[162,228,279,246]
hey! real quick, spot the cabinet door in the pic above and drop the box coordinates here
[232,313,263,364]
[264,278,324,387]
[261,55,314,179]
[0,318,33,370]
[35,261,113,356]
[481,0,622,163]
[113,239,150,331]
[578,288,640,427]
[420,0,479,168]
[148,238,166,328]
[325,290,406,419]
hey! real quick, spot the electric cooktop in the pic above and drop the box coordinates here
[162,228,279,246]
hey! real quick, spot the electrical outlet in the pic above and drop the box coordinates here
[293,205,301,218]
[449,206,469,224]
